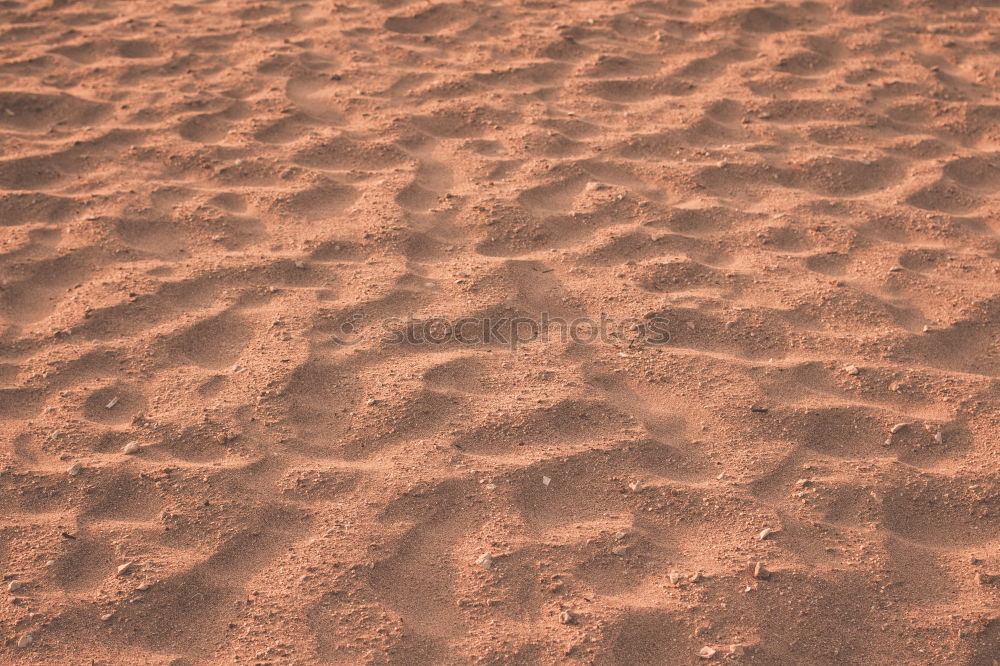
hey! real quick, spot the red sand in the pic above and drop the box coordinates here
[2,0,1000,663]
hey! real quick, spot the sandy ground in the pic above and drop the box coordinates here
[1,0,1000,663]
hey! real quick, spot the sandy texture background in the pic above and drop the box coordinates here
[1,0,1000,663]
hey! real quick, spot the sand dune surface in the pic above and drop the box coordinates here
[1,0,1000,663]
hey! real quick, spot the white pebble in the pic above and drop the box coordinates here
[475,553,493,570]
[123,442,141,455]
[541,476,551,486]
[67,462,83,476]
[752,561,770,579]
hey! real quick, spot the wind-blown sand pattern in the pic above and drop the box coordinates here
[1,0,1000,663]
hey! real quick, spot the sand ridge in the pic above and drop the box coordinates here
[1,0,1000,663]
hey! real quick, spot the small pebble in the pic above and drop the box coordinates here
[123,442,141,455]
[559,609,575,624]
[890,423,909,434]
[843,365,860,376]
[541,476,551,486]
[16,633,33,648]
[752,561,770,580]
[7,581,25,593]
[101,613,114,622]
[699,646,717,659]
[758,527,776,541]
[67,462,83,476]
[669,571,682,585]
[475,553,493,570]
[628,480,642,492]
[136,582,151,591]
[105,396,120,409]
[117,562,134,576]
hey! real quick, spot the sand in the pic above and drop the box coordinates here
[1,0,1000,663]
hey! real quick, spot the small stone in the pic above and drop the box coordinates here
[922,325,931,333]
[136,582,151,591]
[628,480,642,492]
[105,396,120,409]
[977,572,996,586]
[758,527,777,541]
[117,562,134,576]
[541,476,551,486]
[934,431,944,445]
[101,613,114,622]
[67,462,83,476]
[890,423,909,434]
[559,609,575,624]
[475,553,493,570]
[7,580,25,593]
[16,633,33,649]
[843,365,860,376]
[730,644,746,657]
[690,571,703,583]
[699,646,717,659]
[294,260,305,269]
[123,442,141,455]
[752,561,770,579]
[669,570,682,585]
